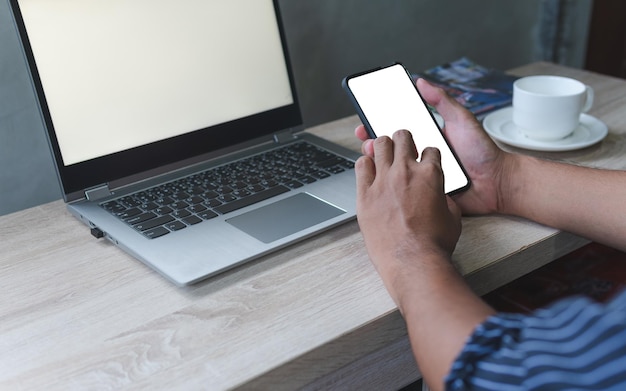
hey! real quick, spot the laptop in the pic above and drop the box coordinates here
[9,0,359,286]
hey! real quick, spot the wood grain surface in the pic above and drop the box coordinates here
[1,62,625,390]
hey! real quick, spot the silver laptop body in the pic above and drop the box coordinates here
[10,0,358,285]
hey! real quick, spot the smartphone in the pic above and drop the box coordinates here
[342,63,470,195]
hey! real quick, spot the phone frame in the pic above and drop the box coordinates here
[342,62,470,195]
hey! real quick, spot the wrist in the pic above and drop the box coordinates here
[495,152,530,216]
[391,246,458,314]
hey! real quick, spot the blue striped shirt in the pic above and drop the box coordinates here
[445,290,626,390]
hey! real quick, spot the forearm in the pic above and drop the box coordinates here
[500,154,626,252]
[394,251,495,391]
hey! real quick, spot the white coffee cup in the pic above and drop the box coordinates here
[512,75,594,140]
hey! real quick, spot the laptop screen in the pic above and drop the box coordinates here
[11,0,301,197]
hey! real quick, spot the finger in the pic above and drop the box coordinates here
[420,147,446,193]
[355,125,370,141]
[391,129,418,162]
[354,155,375,194]
[361,139,375,158]
[420,146,442,170]
[416,78,452,108]
[372,135,394,168]
[417,78,473,126]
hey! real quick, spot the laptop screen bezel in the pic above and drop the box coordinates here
[9,0,302,199]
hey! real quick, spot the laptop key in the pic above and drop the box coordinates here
[203,190,219,199]
[217,185,234,194]
[141,201,160,211]
[166,220,187,231]
[173,209,192,218]
[188,204,207,213]
[134,215,175,231]
[103,201,127,213]
[118,207,143,219]
[247,184,265,193]
[188,196,204,204]
[126,212,158,225]
[156,196,175,206]
[299,176,317,184]
[311,171,331,179]
[326,166,345,174]
[218,194,237,203]
[171,201,190,210]
[143,226,170,239]
[155,206,174,215]
[183,215,202,225]
[120,197,141,208]
[198,210,218,220]
[316,156,346,168]
[204,199,222,208]
[173,191,189,200]
[284,180,304,189]
[232,189,251,198]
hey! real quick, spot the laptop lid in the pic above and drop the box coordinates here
[10,0,303,202]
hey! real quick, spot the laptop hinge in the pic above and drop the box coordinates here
[85,184,112,201]
[273,131,296,144]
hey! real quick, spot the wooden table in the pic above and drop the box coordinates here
[2,62,625,390]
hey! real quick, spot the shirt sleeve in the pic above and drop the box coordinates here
[445,290,626,391]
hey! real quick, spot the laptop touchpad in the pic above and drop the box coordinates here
[226,193,345,243]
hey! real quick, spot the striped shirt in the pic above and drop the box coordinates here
[445,290,626,390]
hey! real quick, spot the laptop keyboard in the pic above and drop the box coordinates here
[101,141,355,239]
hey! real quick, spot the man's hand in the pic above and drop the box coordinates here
[355,129,461,306]
[356,78,514,216]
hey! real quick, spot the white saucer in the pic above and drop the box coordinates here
[483,107,608,151]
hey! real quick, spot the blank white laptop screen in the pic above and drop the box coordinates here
[18,0,294,166]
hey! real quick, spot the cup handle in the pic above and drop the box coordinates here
[582,85,594,113]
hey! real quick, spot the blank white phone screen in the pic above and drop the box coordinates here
[346,64,469,194]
